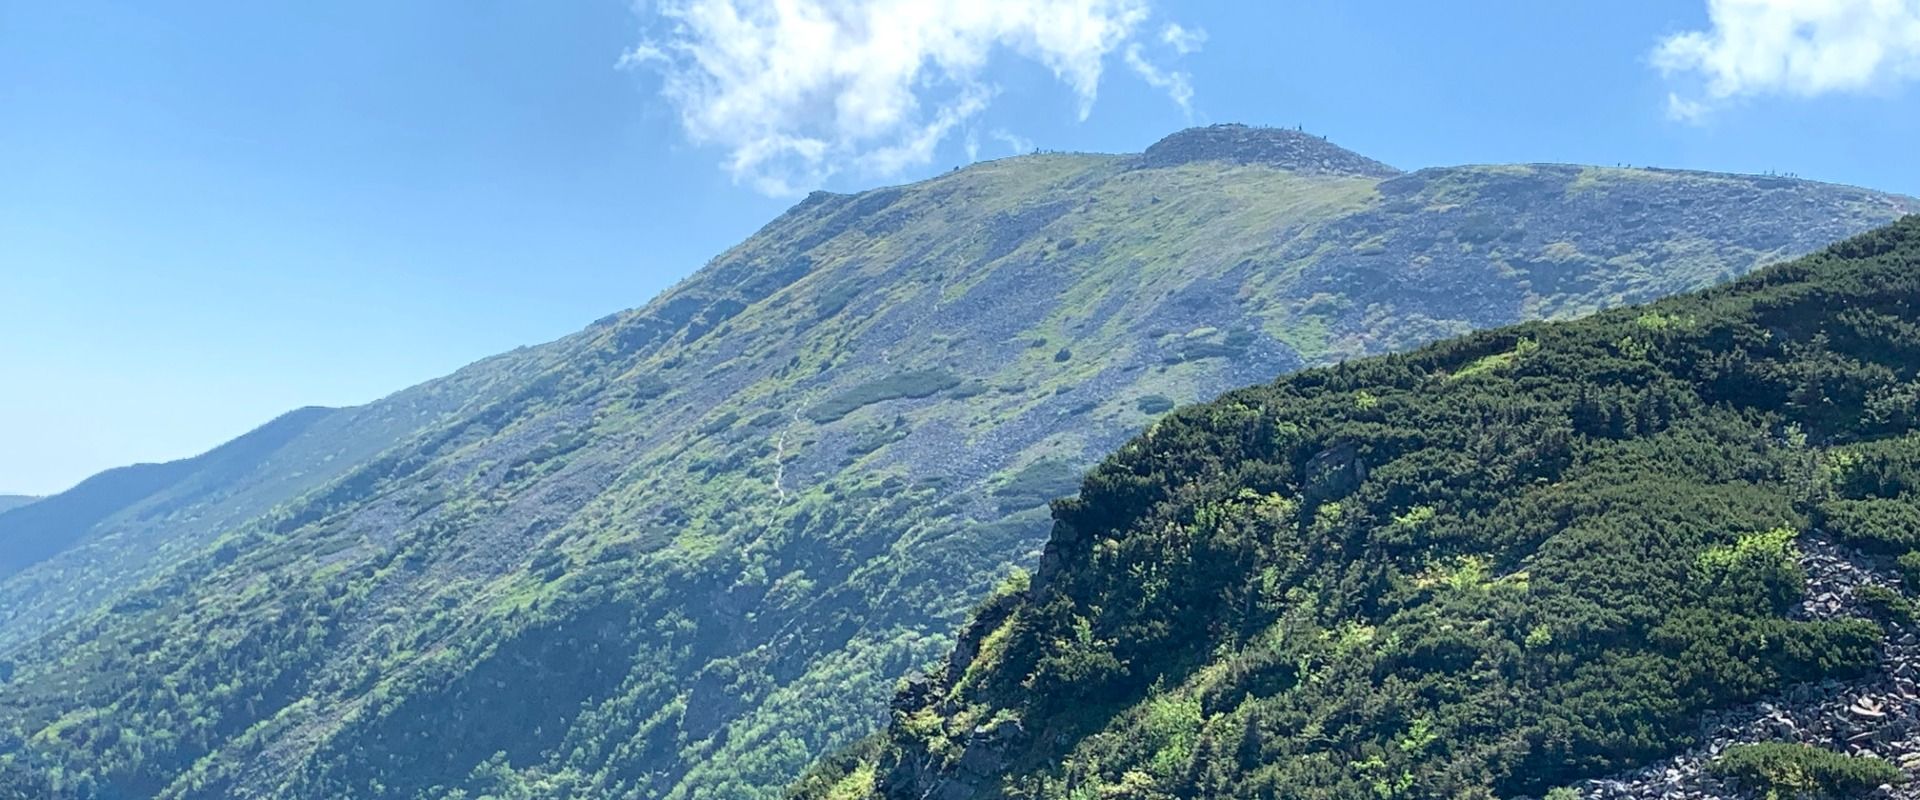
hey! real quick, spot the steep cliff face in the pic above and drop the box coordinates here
[0,129,1912,800]
[795,219,1920,800]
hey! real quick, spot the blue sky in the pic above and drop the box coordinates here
[4,0,1919,495]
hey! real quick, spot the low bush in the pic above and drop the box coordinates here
[1136,395,1175,414]
[807,369,962,422]
[1709,743,1901,800]
[1855,585,1917,626]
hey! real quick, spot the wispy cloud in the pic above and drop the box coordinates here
[1124,42,1195,115]
[1654,0,1920,121]
[1161,22,1206,55]
[624,0,1202,195]
[990,128,1034,155]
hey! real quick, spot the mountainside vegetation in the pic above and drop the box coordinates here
[795,218,1920,800]
[0,497,36,515]
[0,126,1913,800]
[0,343,567,654]
[0,408,341,582]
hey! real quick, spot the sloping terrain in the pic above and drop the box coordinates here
[796,218,1920,800]
[0,497,36,515]
[0,408,338,582]
[0,343,569,653]
[0,125,1912,800]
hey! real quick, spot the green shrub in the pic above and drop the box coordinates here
[991,459,1083,511]
[631,374,671,400]
[1709,743,1901,800]
[1825,434,1920,499]
[843,425,903,458]
[1136,395,1176,414]
[815,222,1920,800]
[1821,498,1920,554]
[1856,584,1917,626]
[1694,527,1804,613]
[1898,551,1920,589]
[697,410,741,435]
[807,369,962,422]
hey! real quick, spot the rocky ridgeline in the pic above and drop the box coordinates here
[1272,164,1920,346]
[1578,537,1920,800]
[1135,124,1402,178]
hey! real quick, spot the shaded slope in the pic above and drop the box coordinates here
[798,218,1920,800]
[0,127,1912,800]
[0,406,334,579]
[0,342,574,652]
[0,497,38,515]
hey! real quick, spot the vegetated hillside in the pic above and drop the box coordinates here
[0,408,338,581]
[0,126,1913,800]
[0,344,567,654]
[795,218,1920,800]
[0,497,36,515]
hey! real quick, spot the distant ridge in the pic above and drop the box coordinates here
[1138,123,1401,177]
[0,497,36,514]
[0,406,336,579]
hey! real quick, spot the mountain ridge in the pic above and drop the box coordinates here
[796,216,1920,800]
[0,128,1915,800]
[0,405,336,581]
[1136,124,1401,177]
[0,341,575,653]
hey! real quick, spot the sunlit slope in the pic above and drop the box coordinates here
[794,216,1920,800]
[0,341,576,654]
[0,125,1911,800]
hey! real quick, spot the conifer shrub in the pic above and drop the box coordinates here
[1709,743,1901,800]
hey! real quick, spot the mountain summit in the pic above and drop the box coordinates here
[1138,124,1401,177]
[0,129,1913,800]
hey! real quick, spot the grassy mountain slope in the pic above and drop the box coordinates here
[0,343,569,654]
[0,126,1912,800]
[0,407,336,581]
[797,218,1920,800]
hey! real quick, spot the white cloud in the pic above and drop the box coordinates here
[1654,0,1920,120]
[991,128,1034,155]
[1124,43,1194,114]
[1665,92,1712,124]
[1161,22,1206,55]
[625,0,1200,195]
